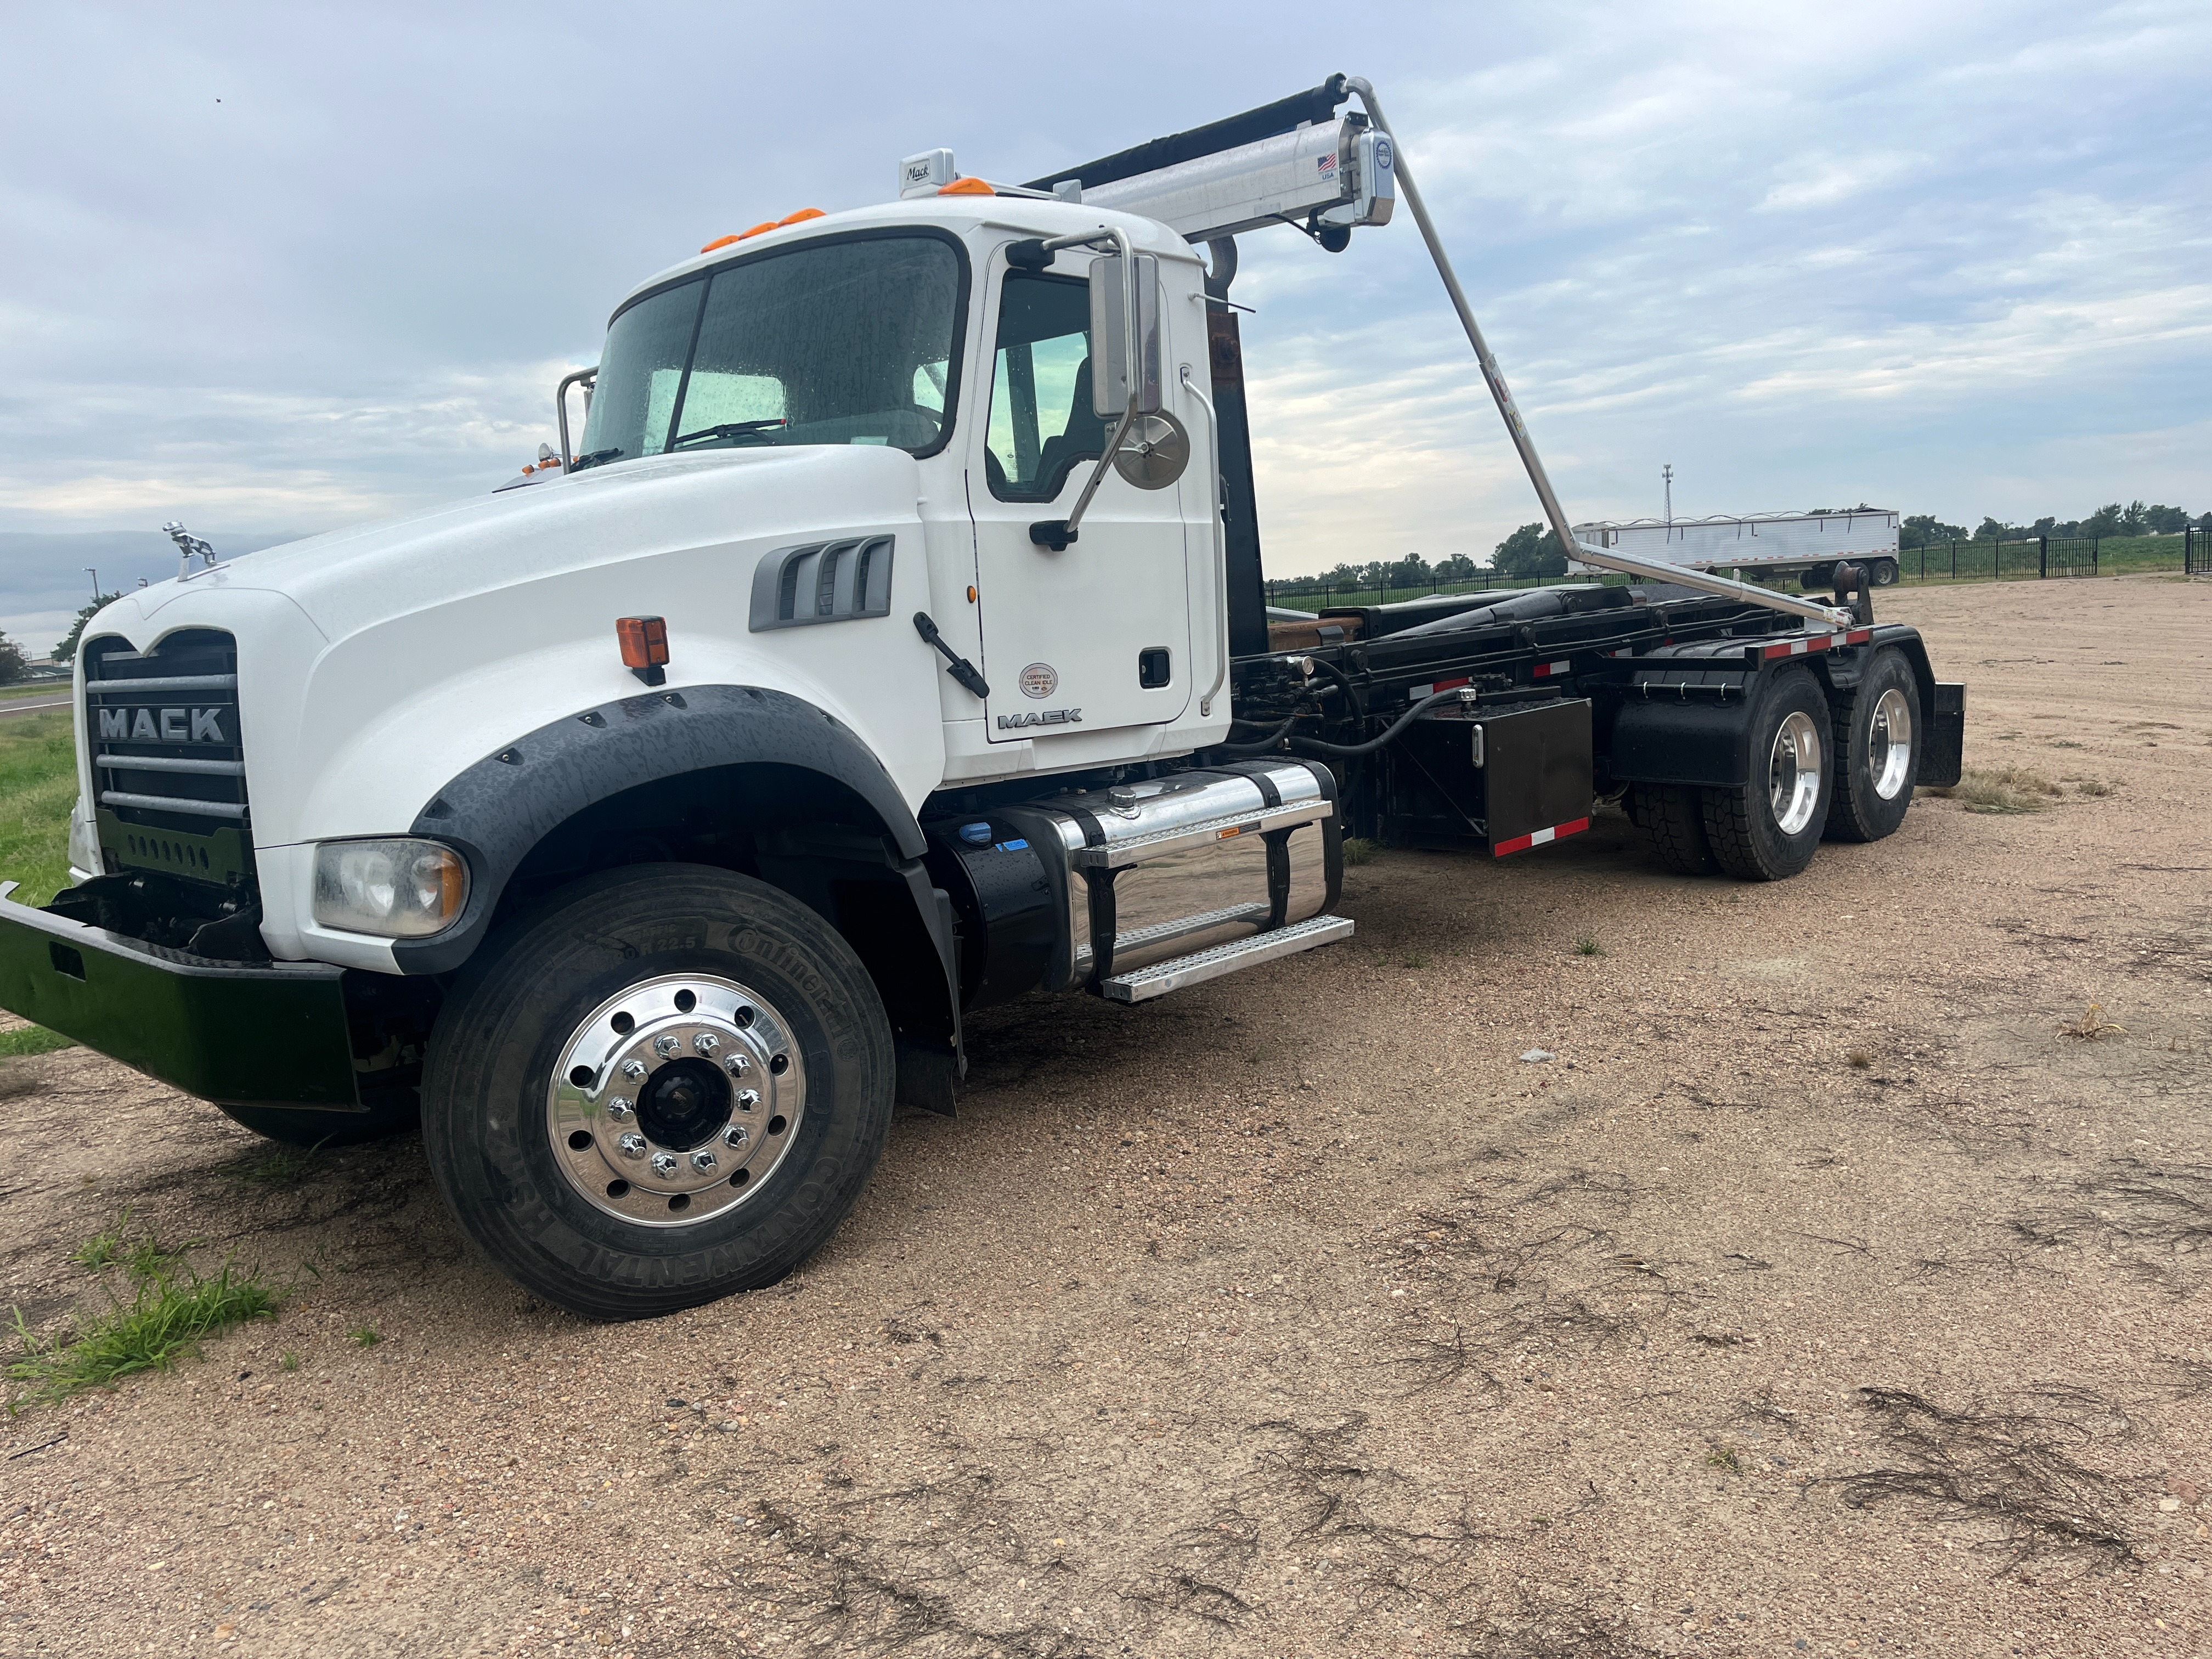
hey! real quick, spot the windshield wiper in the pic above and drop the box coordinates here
[668,418,789,451]
[568,447,623,472]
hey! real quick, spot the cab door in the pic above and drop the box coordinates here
[967,253,1199,742]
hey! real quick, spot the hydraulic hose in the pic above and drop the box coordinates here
[1283,685,1474,759]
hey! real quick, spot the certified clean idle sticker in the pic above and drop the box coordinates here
[1019,662,1058,699]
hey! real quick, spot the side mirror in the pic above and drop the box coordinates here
[1090,252,1161,417]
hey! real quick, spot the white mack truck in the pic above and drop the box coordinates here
[0,77,1962,1318]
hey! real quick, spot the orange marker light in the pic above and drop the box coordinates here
[700,233,741,253]
[777,207,825,225]
[735,219,780,241]
[616,616,670,687]
[938,176,995,196]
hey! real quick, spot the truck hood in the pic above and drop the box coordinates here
[125,445,923,642]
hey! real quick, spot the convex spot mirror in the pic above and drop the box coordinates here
[1090,252,1162,417]
[1113,411,1189,490]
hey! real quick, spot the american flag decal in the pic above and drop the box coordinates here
[1316,153,1336,175]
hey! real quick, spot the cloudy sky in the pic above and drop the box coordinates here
[3,1,2208,650]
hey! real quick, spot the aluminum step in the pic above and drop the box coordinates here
[1098,914,1355,1005]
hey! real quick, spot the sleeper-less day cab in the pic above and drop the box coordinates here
[0,77,1962,1317]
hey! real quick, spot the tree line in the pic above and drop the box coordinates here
[1904,501,2204,547]
[1272,499,2211,596]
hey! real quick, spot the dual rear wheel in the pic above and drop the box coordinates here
[1634,652,1916,881]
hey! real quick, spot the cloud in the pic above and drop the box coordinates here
[1,0,2205,582]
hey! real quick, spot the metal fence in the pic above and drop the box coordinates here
[2190,527,2211,576]
[1901,537,2098,582]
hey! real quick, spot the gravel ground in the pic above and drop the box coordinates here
[3,573,2209,1658]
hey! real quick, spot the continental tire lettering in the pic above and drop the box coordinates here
[726,927,840,1013]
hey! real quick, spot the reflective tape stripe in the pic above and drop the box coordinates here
[1493,816,1591,857]
[1407,675,1472,702]
[1531,659,1572,679]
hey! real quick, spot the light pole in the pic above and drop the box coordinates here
[1662,465,1674,526]
[85,567,100,602]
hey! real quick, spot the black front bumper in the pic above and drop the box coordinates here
[0,881,359,1110]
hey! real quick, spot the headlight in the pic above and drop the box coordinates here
[312,839,469,938]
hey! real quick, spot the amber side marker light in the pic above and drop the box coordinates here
[617,616,669,686]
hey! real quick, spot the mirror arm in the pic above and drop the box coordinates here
[555,366,597,471]
[1028,226,1140,550]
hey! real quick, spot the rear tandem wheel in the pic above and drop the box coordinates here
[1700,669,1833,882]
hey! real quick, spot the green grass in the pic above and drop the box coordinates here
[1575,936,1606,957]
[8,1256,278,1410]
[350,1324,381,1348]
[0,710,76,909]
[0,680,72,702]
[1340,836,1378,868]
[0,1024,75,1058]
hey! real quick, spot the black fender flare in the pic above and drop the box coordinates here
[390,687,959,1065]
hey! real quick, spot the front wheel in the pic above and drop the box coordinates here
[1701,669,1833,881]
[421,865,895,1320]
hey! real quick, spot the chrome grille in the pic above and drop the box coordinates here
[83,630,250,839]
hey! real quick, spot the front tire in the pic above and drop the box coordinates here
[1702,669,1833,881]
[1825,648,1917,842]
[421,865,895,1320]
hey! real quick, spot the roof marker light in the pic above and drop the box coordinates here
[617,616,669,687]
[735,219,780,241]
[938,176,995,196]
[777,207,825,226]
[700,233,741,253]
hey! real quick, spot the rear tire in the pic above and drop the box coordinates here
[1632,783,1717,875]
[1825,648,1917,843]
[1869,558,1899,586]
[1701,669,1832,881]
[217,1095,418,1148]
[420,864,895,1321]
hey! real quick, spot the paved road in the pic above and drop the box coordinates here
[0,695,72,719]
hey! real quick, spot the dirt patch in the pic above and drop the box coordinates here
[3,574,2211,1656]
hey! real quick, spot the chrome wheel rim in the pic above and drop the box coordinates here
[545,972,805,1228]
[1768,709,1824,836]
[1868,687,1914,800]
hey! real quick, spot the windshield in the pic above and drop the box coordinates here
[578,233,964,469]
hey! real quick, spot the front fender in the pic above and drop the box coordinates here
[391,685,945,989]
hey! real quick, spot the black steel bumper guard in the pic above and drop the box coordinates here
[0,881,359,1110]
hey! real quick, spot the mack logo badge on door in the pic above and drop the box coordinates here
[1018,663,1059,699]
[996,708,1082,730]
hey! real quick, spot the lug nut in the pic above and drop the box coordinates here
[690,1149,718,1173]
[721,1053,751,1075]
[650,1151,679,1178]
[721,1124,749,1150]
[607,1097,634,1121]
[653,1034,680,1057]
[736,1088,760,1111]
[693,1031,720,1055]
[620,1058,648,1080]
[617,1132,647,1160]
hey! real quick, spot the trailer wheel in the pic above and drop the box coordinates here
[1701,670,1832,881]
[217,1096,419,1148]
[1799,565,1835,591]
[420,864,895,1321]
[1869,558,1899,587]
[1825,648,1917,843]
[1631,783,1716,875]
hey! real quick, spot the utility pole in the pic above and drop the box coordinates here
[1662,465,1674,526]
[85,567,99,602]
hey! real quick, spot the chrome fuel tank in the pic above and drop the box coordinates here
[1000,760,1342,994]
